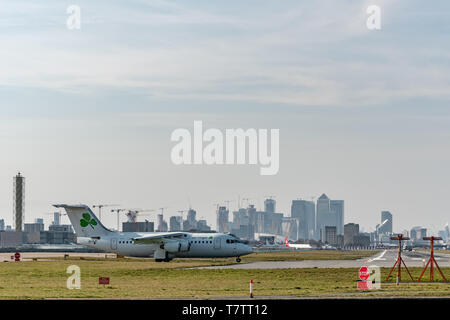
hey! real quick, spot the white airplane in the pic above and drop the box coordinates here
[54,204,252,262]
[284,238,312,250]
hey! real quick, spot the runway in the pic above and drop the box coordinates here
[194,250,450,269]
[0,252,116,262]
[1,250,449,269]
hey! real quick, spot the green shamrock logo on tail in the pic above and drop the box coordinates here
[80,213,98,229]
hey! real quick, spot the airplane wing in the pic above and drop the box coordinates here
[132,232,187,244]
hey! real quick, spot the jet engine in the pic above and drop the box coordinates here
[161,240,190,253]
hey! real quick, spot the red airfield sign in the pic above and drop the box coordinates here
[99,277,110,285]
[359,266,370,281]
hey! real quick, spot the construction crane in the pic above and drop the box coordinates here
[110,208,128,231]
[177,210,187,231]
[159,207,169,215]
[123,209,156,232]
[241,198,251,208]
[124,209,156,224]
[223,200,234,210]
[93,204,120,221]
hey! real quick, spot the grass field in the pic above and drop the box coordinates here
[245,250,379,261]
[0,251,448,299]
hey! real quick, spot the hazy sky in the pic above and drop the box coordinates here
[1,0,449,234]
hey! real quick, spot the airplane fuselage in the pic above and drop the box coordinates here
[77,231,252,259]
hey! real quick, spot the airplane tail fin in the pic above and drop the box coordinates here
[54,204,113,237]
[284,237,290,247]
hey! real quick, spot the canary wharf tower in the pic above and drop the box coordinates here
[13,172,25,231]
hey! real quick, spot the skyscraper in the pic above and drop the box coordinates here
[379,211,393,235]
[330,200,344,235]
[156,214,168,232]
[52,212,60,225]
[344,223,359,247]
[291,200,315,240]
[186,209,197,230]
[216,206,229,233]
[13,172,25,231]
[264,198,276,214]
[169,216,181,231]
[316,194,344,241]
[325,226,337,245]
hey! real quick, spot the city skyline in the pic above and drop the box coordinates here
[1,1,450,234]
[0,172,447,237]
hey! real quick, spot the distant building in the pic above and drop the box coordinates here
[353,233,371,248]
[438,230,447,241]
[330,200,344,235]
[26,232,41,244]
[183,209,198,231]
[24,222,44,233]
[0,231,25,248]
[0,219,4,231]
[438,223,449,242]
[196,220,211,232]
[170,216,181,231]
[122,221,154,232]
[344,223,359,247]
[13,172,25,231]
[216,206,229,233]
[325,226,337,245]
[410,226,427,243]
[264,199,276,214]
[52,212,60,225]
[291,200,315,240]
[344,223,370,248]
[265,212,283,235]
[232,208,248,230]
[336,234,344,248]
[49,225,73,233]
[316,194,344,241]
[40,228,75,245]
[156,214,168,232]
[281,217,298,241]
[379,211,393,235]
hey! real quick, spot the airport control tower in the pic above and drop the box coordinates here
[13,172,25,231]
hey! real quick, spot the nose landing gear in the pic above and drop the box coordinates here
[236,257,241,263]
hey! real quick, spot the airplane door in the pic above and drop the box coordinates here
[111,238,117,250]
[213,237,221,249]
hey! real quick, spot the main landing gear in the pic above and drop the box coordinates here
[155,252,173,262]
[236,257,241,263]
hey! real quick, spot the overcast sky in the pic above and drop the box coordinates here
[0,0,449,234]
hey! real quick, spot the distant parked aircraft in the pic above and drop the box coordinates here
[284,238,312,250]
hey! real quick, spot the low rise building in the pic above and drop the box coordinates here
[122,221,154,232]
[0,231,26,248]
